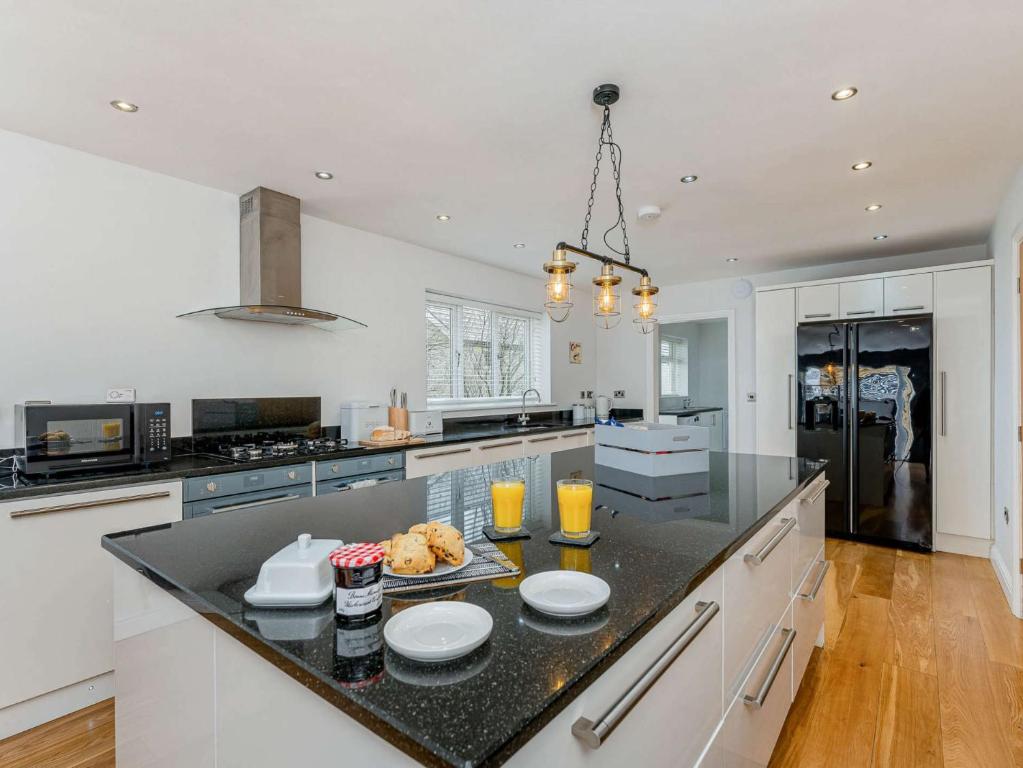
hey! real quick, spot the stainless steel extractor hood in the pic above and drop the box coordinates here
[178,187,366,329]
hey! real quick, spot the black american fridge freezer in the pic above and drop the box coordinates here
[796,317,932,550]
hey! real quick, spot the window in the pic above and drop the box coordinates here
[660,337,689,396]
[426,292,548,405]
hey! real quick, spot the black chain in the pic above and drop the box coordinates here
[580,105,630,263]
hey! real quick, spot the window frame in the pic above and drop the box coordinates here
[660,336,689,397]
[426,292,548,407]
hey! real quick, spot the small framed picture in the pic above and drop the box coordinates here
[569,341,582,364]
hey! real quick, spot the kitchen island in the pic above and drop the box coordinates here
[102,447,827,767]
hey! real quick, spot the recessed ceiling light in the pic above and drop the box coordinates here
[314,171,333,180]
[513,243,526,249]
[726,257,739,263]
[865,203,883,212]
[831,87,858,101]
[110,100,139,113]
[851,161,872,171]
[680,175,698,183]
[436,214,450,222]
[873,234,888,240]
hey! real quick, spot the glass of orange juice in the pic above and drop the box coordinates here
[557,479,593,539]
[490,477,526,533]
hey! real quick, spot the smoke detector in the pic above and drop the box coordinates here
[637,205,662,221]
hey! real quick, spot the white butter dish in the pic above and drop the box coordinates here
[244,534,343,608]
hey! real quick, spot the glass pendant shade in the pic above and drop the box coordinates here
[543,248,577,323]
[592,263,622,329]
[632,275,659,334]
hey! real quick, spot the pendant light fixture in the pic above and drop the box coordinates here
[544,83,659,333]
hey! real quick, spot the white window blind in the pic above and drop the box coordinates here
[660,337,689,396]
[426,292,548,405]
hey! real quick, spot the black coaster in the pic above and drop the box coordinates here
[548,530,600,548]
[483,525,532,542]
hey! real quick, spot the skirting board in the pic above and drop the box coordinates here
[990,543,1020,618]
[0,671,113,741]
[934,532,993,558]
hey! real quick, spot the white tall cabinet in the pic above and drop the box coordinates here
[755,288,796,457]
[934,266,993,546]
[754,261,993,556]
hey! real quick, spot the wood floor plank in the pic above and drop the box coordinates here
[854,546,896,600]
[824,558,861,649]
[961,554,999,584]
[934,614,1015,767]
[832,593,892,669]
[887,555,936,675]
[987,660,1023,765]
[931,553,977,620]
[0,699,114,768]
[872,663,943,768]
[970,569,1023,669]
[769,648,883,768]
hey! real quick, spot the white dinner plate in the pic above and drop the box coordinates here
[383,547,474,579]
[518,571,610,617]
[383,602,493,662]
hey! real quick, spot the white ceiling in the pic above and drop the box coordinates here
[2,1,1021,284]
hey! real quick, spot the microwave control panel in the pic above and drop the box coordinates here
[135,402,171,463]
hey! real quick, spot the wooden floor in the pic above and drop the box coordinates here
[771,539,1023,767]
[2,539,1022,768]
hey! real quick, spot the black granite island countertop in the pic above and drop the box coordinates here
[101,448,825,767]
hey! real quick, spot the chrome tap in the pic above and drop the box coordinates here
[518,388,542,425]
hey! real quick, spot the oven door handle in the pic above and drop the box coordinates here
[210,493,301,514]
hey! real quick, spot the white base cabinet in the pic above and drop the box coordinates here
[0,481,182,735]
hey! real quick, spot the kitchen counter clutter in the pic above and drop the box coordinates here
[101,447,826,767]
[0,409,639,501]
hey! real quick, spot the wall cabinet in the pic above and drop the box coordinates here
[755,289,796,457]
[839,279,884,319]
[934,266,992,541]
[884,273,933,315]
[0,482,182,714]
[796,284,839,322]
[406,427,594,478]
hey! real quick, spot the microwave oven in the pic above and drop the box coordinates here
[14,402,171,476]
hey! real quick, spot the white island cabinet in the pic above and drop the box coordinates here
[110,469,826,768]
[0,481,182,739]
[406,427,594,478]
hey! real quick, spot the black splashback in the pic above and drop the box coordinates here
[191,397,322,442]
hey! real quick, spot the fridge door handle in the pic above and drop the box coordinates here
[940,371,947,436]
[788,374,794,430]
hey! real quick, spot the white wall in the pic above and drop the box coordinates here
[596,244,988,452]
[0,129,595,446]
[988,165,1023,612]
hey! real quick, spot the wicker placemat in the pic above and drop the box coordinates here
[382,542,520,594]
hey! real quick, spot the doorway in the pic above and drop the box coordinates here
[647,311,736,451]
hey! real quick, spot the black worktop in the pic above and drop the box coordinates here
[658,406,724,417]
[0,411,641,501]
[101,447,825,767]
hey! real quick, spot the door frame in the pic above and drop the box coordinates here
[1015,234,1023,616]
[645,309,738,451]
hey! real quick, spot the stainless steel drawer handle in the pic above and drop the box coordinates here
[803,312,832,319]
[742,627,796,709]
[572,600,719,749]
[787,374,794,430]
[413,447,472,459]
[560,431,588,438]
[940,370,947,436]
[798,560,831,602]
[845,309,876,315]
[211,493,300,514]
[479,440,524,450]
[10,490,172,519]
[744,517,797,566]
[802,478,830,504]
[528,435,559,443]
[892,305,925,312]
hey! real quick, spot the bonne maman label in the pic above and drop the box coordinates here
[336,582,383,616]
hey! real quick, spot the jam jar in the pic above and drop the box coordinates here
[329,543,385,624]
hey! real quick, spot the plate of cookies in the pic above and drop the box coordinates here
[379,522,472,578]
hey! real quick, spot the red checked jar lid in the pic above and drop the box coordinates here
[329,543,385,569]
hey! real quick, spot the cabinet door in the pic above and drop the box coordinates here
[524,432,562,456]
[884,273,933,316]
[0,481,182,709]
[474,437,526,464]
[796,284,839,323]
[556,430,590,451]
[405,445,477,478]
[934,267,992,540]
[839,279,883,319]
[755,289,796,457]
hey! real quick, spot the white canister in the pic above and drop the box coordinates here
[572,403,586,422]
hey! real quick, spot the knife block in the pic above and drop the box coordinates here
[388,407,409,432]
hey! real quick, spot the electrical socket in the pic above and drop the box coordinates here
[579,390,587,399]
[584,390,594,399]
[613,390,625,398]
[746,392,757,402]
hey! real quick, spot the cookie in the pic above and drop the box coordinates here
[425,522,464,566]
[408,523,429,536]
[377,539,393,567]
[389,533,436,575]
